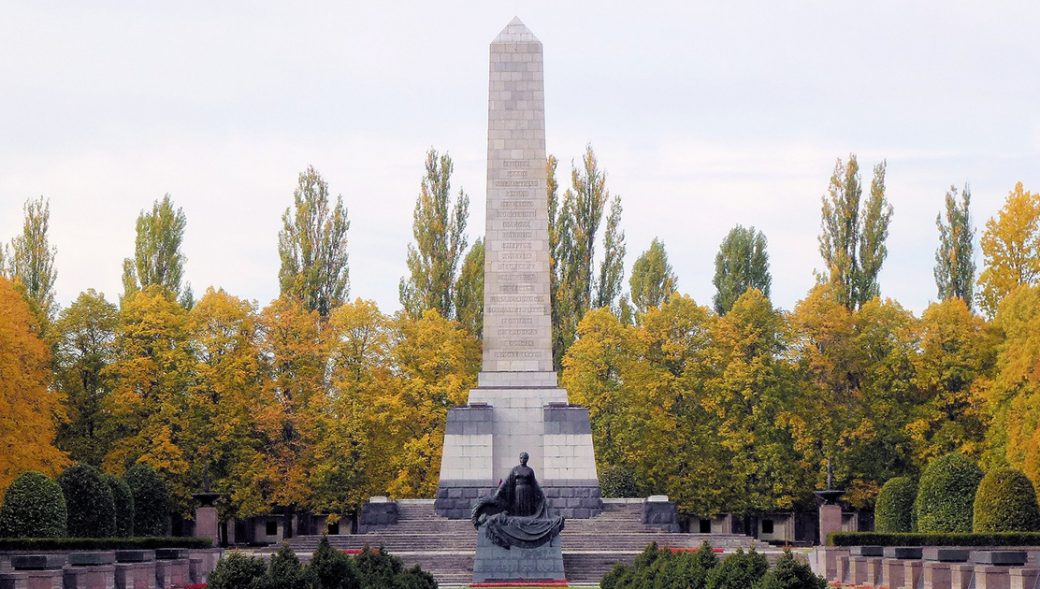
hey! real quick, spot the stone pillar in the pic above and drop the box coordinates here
[8,555,65,589]
[884,558,907,589]
[194,506,218,545]
[154,550,189,589]
[950,563,974,589]
[836,553,850,586]
[192,491,221,546]
[113,550,156,589]
[818,504,842,545]
[813,546,848,582]
[1010,567,1040,589]
[849,556,870,587]
[903,559,924,589]
[975,566,1012,589]
[923,561,953,589]
[923,548,970,589]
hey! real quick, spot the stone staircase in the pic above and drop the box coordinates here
[287,499,758,586]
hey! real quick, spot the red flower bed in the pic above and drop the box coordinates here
[469,582,569,587]
[340,547,381,555]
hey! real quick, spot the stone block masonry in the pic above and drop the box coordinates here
[481,17,552,375]
[435,17,603,522]
[472,532,565,583]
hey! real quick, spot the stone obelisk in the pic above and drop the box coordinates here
[435,18,602,520]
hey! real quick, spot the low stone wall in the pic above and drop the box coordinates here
[812,546,1040,589]
[0,548,221,589]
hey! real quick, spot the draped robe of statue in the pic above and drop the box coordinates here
[471,461,565,549]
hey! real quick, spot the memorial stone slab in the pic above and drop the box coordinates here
[885,547,924,559]
[10,556,64,571]
[852,546,885,557]
[975,552,1028,566]
[68,553,115,566]
[113,552,154,564]
[152,550,187,562]
[924,548,970,562]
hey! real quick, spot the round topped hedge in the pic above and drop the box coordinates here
[103,473,135,537]
[0,471,68,538]
[914,453,983,533]
[58,464,116,537]
[973,468,1040,532]
[875,476,917,532]
[124,464,169,537]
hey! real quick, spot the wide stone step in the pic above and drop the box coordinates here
[286,499,758,586]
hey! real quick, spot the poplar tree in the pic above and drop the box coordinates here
[278,166,351,319]
[712,225,770,315]
[935,184,976,308]
[6,196,58,327]
[630,238,677,314]
[551,145,624,367]
[122,194,191,306]
[594,195,626,311]
[399,149,469,319]
[818,155,893,309]
[453,239,484,338]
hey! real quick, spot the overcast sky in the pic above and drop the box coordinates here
[2,1,1038,316]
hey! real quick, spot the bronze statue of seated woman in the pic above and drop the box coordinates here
[471,452,566,549]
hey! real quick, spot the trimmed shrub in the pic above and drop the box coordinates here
[0,471,67,538]
[259,543,311,589]
[973,468,1040,532]
[914,453,983,532]
[600,465,641,498]
[103,473,135,537]
[754,551,826,589]
[124,464,169,536]
[706,547,768,589]
[875,476,917,533]
[394,565,437,589]
[58,464,116,537]
[0,536,211,550]
[208,551,267,589]
[353,545,433,588]
[601,541,719,589]
[309,536,359,589]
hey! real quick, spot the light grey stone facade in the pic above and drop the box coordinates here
[481,16,553,375]
[435,18,601,520]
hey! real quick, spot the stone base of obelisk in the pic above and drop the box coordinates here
[472,532,565,583]
[434,372,603,520]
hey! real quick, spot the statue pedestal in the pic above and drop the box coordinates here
[472,531,565,583]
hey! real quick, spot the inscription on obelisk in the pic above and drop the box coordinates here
[482,17,554,376]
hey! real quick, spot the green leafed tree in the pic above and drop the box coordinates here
[453,239,484,338]
[278,165,351,319]
[818,155,893,309]
[712,225,770,315]
[629,238,677,315]
[935,184,976,308]
[5,196,58,328]
[121,194,191,306]
[594,195,626,311]
[552,145,624,367]
[399,148,469,319]
[52,289,119,467]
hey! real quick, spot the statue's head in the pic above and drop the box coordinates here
[519,451,529,466]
